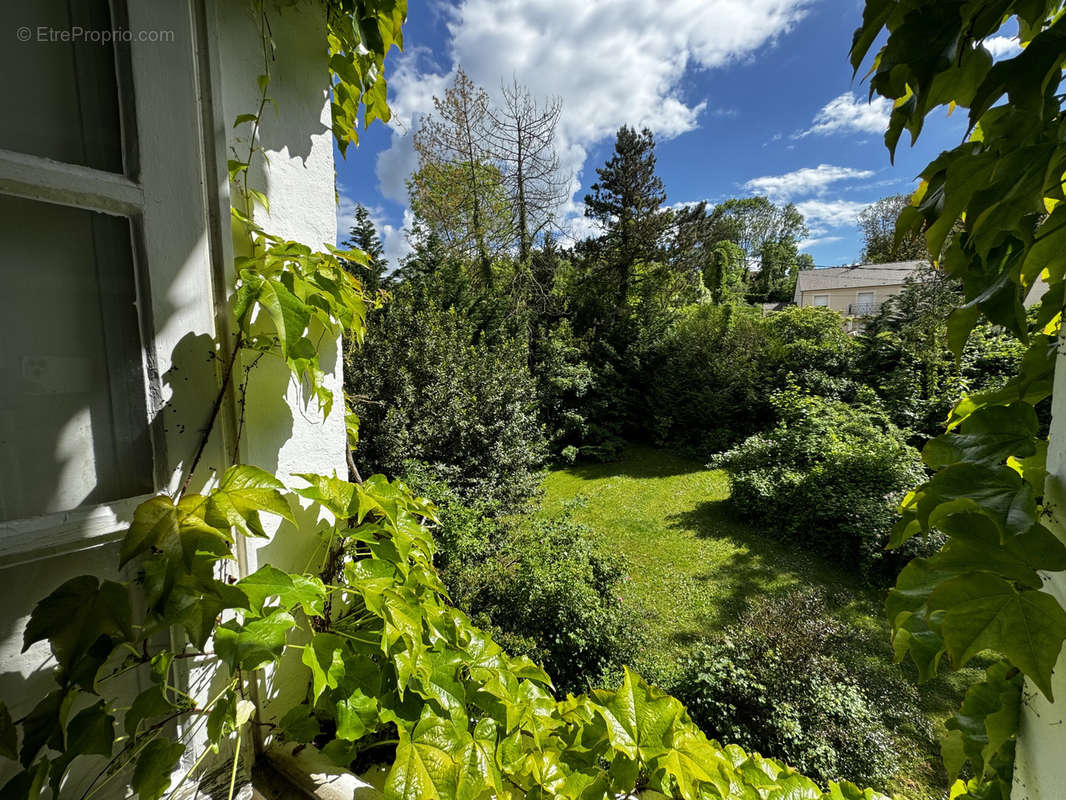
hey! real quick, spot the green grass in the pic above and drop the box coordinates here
[536,445,980,800]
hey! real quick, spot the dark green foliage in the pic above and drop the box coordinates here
[345,295,546,508]
[342,203,387,293]
[646,304,772,455]
[673,588,913,789]
[713,390,930,581]
[403,468,647,694]
[859,270,1025,439]
[583,126,671,314]
[645,304,865,457]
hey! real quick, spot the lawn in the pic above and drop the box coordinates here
[536,445,980,800]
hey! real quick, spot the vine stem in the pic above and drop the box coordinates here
[227,728,242,800]
[178,332,244,500]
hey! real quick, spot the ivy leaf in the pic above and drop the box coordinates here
[302,633,347,703]
[593,667,680,764]
[0,761,48,800]
[131,739,185,800]
[335,691,378,741]
[213,610,295,671]
[923,403,1038,468]
[278,706,321,743]
[385,715,463,800]
[125,686,178,738]
[0,702,16,762]
[19,689,73,767]
[22,576,131,677]
[49,701,115,795]
[929,573,1066,698]
[237,565,326,617]
[205,465,294,539]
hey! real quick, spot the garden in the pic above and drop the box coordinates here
[6,1,1066,799]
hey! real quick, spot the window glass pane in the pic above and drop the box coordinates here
[813,295,829,307]
[0,0,124,173]
[0,194,153,521]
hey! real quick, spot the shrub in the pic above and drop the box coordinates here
[345,296,546,508]
[713,389,930,580]
[405,470,647,694]
[645,303,773,456]
[672,588,917,789]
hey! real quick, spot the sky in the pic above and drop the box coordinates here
[334,0,1020,269]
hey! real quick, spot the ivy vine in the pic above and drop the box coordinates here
[853,2,1066,798]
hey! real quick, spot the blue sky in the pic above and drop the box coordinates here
[334,0,1019,268]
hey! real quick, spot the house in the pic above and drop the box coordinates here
[0,1,346,796]
[792,260,928,332]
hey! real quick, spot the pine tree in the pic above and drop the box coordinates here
[343,204,386,293]
[583,126,670,314]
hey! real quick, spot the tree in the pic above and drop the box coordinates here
[412,66,509,282]
[857,194,928,264]
[583,126,671,314]
[706,197,808,267]
[754,239,814,303]
[486,79,569,272]
[342,203,386,293]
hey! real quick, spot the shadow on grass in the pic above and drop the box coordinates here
[557,446,707,483]
[664,499,883,643]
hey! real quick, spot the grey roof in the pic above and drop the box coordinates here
[793,260,928,303]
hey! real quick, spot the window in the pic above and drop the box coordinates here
[812,294,829,307]
[0,0,153,524]
[0,0,225,562]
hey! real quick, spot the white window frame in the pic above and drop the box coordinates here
[0,0,233,567]
[812,294,829,307]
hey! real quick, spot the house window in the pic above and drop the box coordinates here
[0,196,152,521]
[812,295,829,307]
[0,0,154,527]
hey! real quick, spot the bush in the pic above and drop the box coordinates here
[713,389,930,580]
[406,469,647,694]
[345,296,546,508]
[672,588,918,789]
[645,304,773,456]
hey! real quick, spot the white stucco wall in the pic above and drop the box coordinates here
[0,1,343,795]
[1012,341,1066,799]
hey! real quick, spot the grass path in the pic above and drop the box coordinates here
[540,446,884,655]
[538,445,979,800]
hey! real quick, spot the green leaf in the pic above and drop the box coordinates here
[385,715,464,800]
[301,633,349,703]
[213,610,294,671]
[125,686,178,738]
[0,761,48,800]
[929,573,1066,698]
[49,701,115,795]
[0,702,16,762]
[206,465,293,539]
[131,739,185,800]
[22,576,131,678]
[335,691,378,740]
[923,403,1038,468]
[593,667,681,764]
[237,565,326,617]
[19,689,73,767]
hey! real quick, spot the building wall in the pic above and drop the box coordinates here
[798,282,908,332]
[0,1,342,796]
[1012,337,1066,799]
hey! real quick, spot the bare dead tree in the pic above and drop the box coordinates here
[411,66,508,283]
[486,78,570,272]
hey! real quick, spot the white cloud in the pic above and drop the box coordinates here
[376,0,811,248]
[797,91,891,138]
[381,208,415,269]
[743,164,874,202]
[982,35,1021,59]
[798,235,843,251]
[794,199,870,228]
[336,190,358,242]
